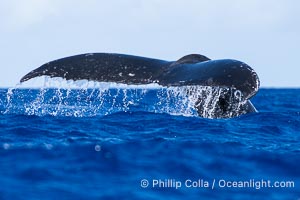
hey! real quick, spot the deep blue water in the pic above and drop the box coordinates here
[0,87,299,199]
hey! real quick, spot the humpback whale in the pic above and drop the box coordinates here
[20,53,260,118]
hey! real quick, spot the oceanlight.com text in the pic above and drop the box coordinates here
[140,179,295,190]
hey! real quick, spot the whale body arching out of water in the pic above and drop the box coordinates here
[20,53,260,118]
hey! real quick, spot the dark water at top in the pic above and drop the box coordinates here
[0,88,299,199]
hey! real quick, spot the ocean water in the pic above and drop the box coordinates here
[0,85,299,199]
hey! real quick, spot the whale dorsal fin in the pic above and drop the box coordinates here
[173,54,211,65]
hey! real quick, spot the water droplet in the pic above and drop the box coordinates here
[95,145,101,152]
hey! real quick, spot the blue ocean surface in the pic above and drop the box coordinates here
[0,86,299,199]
